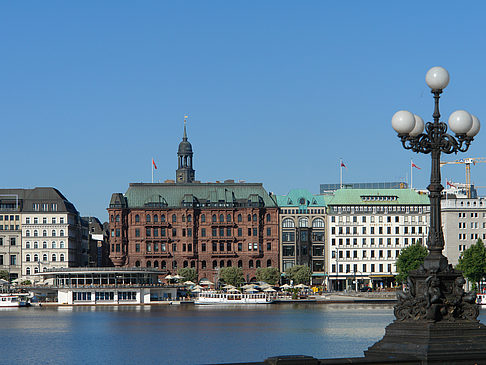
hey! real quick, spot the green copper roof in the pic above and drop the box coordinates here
[122,182,277,208]
[327,188,429,205]
[274,189,327,207]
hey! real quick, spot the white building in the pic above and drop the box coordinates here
[327,188,429,291]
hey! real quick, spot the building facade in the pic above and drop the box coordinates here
[275,189,327,284]
[0,188,89,282]
[108,126,279,283]
[327,188,429,291]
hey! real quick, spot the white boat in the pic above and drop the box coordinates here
[477,293,486,306]
[195,291,274,305]
[0,293,30,307]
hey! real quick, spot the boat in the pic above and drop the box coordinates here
[194,291,274,305]
[0,293,30,307]
[477,293,486,306]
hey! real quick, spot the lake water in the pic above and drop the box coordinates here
[2,304,484,365]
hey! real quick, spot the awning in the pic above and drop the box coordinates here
[311,273,327,277]
[369,275,395,278]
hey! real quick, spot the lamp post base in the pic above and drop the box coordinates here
[365,320,486,363]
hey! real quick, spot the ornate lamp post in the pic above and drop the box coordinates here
[365,67,486,363]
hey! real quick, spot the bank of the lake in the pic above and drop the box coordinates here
[2,304,484,365]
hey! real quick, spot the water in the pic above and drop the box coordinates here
[1,304,483,365]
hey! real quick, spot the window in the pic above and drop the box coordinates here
[266,214,271,222]
[135,214,140,223]
[237,214,242,222]
[43,253,48,261]
[34,230,38,237]
[135,229,140,237]
[10,237,15,246]
[249,260,254,268]
[282,218,295,228]
[298,217,309,228]
[60,230,64,237]
[187,214,192,222]
[201,228,206,237]
[26,254,31,262]
[267,227,271,236]
[146,214,151,222]
[161,214,166,222]
[212,214,217,223]
[253,214,257,222]
[52,254,57,262]
[219,214,224,223]
[60,254,65,262]
[312,218,325,228]
[238,228,242,236]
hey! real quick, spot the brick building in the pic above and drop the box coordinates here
[108,125,279,283]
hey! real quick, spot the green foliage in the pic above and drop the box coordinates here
[21,280,32,286]
[396,242,428,284]
[457,239,486,289]
[285,265,311,285]
[0,270,9,281]
[255,267,281,285]
[219,267,244,287]
[177,268,197,283]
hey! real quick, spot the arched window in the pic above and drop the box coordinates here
[161,214,166,222]
[182,215,185,222]
[43,241,47,248]
[299,198,306,205]
[227,214,231,222]
[154,260,159,268]
[187,214,192,222]
[238,214,242,222]
[34,230,38,237]
[34,242,39,249]
[183,261,188,268]
[52,230,56,237]
[298,217,309,228]
[201,260,206,269]
[60,230,65,237]
[135,260,141,267]
[247,214,251,222]
[161,260,167,269]
[249,260,254,268]
[256,260,261,268]
[146,214,151,222]
[34,254,39,262]
[153,215,158,223]
[135,214,140,223]
[43,230,47,237]
[60,254,65,262]
[212,260,217,269]
[267,259,272,267]
[116,215,120,222]
[201,214,206,223]
[212,214,217,223]
[252,214,257,222]
[191,261,196,268]
[52,254,57,262]
[26,254,31,262]
[34,267,39,274]
[220,260,224,268]
[227,260,232,267]
[312,218,325,228]
[110,215,114,222]
[238,260,243,268]
[60,241,65,248]
[52,241,56,248]
[26,267,31,275]
[26,230,30,237]
[146,261,151,268]
[172,261,177,269]
[219,214,224,223]
[172,214,177,223]
[282,218,295,228]
[266,214,271,222]
[43,253,48,262]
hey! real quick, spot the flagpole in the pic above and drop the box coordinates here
[340,158,343,189]
[152,159,154,183]
[410,159,413,190]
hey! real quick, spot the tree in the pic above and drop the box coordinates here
[177,268,197,283]
[256,267,281,285]
[0,270,8,281]
[457,238,486,290]
[219,267,244,287]
[285,265,312,285]
[396,242,428,284]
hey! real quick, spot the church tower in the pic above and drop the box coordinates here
[176,118,195,183]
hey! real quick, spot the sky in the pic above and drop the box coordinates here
[1,1,486,221]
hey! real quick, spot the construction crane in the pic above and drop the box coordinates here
[440,157,486,198]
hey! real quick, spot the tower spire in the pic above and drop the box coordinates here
[176,114,195,183]
[183,115,188,141]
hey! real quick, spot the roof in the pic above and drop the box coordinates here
[274,189,327,207]
[327,188,429,205]
[113,182,277,209]
[0,187,79,214]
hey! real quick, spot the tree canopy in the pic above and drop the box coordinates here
[255,267,281,285]
[396,242,428,284]
[177,267,197,283]
[285,265,311,285]
[0,270,9,281]
[457,238,486,290]
[219,267,244,287]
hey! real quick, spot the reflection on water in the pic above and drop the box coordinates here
[1,304,484,365]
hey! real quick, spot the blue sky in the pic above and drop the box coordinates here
[1,1,486,220]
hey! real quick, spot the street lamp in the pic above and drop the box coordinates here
[366,67,486,362]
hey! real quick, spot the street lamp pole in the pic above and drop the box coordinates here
[366,67,486,362]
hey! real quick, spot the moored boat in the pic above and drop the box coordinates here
[0,293,30,308]
[477,293,486,306]
[195,291,274,305]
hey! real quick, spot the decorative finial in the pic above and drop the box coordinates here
[183,115,188,140]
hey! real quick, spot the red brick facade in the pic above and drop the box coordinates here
[108,206,279,282]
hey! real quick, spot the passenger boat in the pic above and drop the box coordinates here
[0,293,30,307]
[477,293,486,306]
[195,291,274,305]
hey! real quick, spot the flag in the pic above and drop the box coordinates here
[340,162,347,168]
[447,180,455,188]
[412,162,421,170]
[152,158,157,169]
